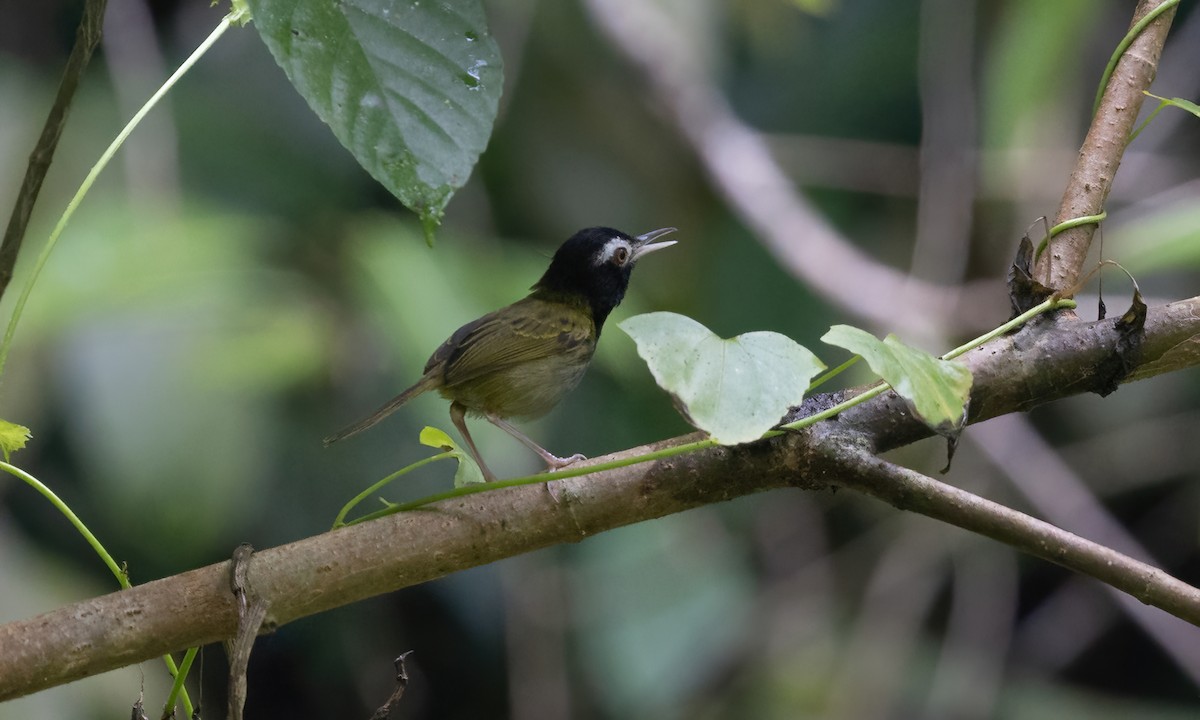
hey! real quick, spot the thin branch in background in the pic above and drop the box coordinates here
[825,522,949,718]
[0,0,108,303]
[834,449,1200,626]
[764,134,920,198]
[102,0,181,214]
[765,137,1190,209]
[502,554,572,720]
[1012,484,1200,675]
[583,0,997,337]
[910,0,979,287]
[972,415,1200,683]
[924,545,1018,718]
[1013,575,1115,673]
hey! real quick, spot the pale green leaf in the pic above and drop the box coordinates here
[245,0,503,241]
[822,325,973,434]
[419,426,484,486]
[1145,91,1200,120]
[0,420,30,462]
[419,425,457,451]
[620,312,825,445]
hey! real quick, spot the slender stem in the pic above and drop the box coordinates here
[1129,99,1167,143]
[0,13,238,386]
[0,460,194,714]
[808,354,860,392]
[334,453,454,527]
[942,297,1077,361]
[0,461,125,583]
[162,646,199,719]
[1092,0,1180,117]
[0,14,246,714]
[1035,211,1107,262]
[348,438,719,523]
[1049,212,1107,239]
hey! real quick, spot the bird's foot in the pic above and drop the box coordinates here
[544,452,587,471]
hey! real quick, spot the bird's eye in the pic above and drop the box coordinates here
[612,246,630,265]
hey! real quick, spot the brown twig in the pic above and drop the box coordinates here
[368,652,414,720]
[1041,0,1178,292]
[834,450,1200,626]
[973,416,1200,680]
[0,0,108,302]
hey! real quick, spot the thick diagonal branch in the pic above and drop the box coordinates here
[2,296,1200,701]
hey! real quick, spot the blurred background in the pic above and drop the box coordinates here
[2,0,1200,717]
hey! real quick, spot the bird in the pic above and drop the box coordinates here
[324,226,678,481]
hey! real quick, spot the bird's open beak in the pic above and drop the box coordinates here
[631,227,678,261]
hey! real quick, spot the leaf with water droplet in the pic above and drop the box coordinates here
[245,0,503,241]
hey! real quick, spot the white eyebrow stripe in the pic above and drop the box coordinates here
[596,237,631,264]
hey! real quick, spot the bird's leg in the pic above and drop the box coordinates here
[486,414,587,471]
[450,402,499,482]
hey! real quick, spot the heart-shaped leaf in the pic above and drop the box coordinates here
[822,325,973,435]
[245,0,503,241]
[419,425,484,486]
[620,312,825,445]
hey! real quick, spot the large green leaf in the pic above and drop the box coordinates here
[822,325,973,435]
[245,0,503,240]
[620,312,824,445]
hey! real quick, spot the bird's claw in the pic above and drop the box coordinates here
[546,452,587,471]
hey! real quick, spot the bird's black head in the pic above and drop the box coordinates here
[532,226,677,334]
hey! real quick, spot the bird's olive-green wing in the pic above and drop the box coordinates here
[427,297,596,388]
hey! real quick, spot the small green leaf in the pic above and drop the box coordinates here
[0,420,31,462]
[419,426,456,451]
[822,325,973,435]
[419,426,484,486]
[245,0,503,240]
[620,312,825,445]
[1145,91,1200,120]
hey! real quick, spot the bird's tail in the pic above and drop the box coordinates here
[323,373,440,446]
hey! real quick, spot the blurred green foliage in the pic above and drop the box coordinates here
[1,1,1200,719]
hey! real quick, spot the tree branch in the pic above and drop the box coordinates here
[3,295,1200,701]
[0,0,108,302]
[1042,0,1178,292]
[833,450,1200,625]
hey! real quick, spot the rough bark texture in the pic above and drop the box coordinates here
[1040,0,1178,292]
[2,297,1200,701]
[0,0,1190,706]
